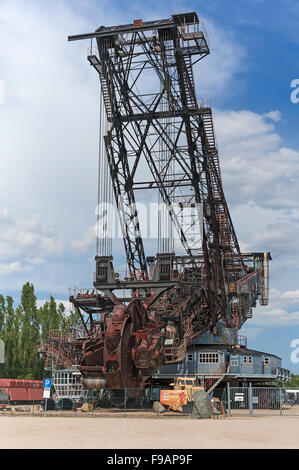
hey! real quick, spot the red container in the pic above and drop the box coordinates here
[9,388,29,401]
[28,388,43,401]
[0,379,43,403]
[0,379,10,388]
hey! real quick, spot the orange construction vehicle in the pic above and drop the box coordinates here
[160,377,204,412]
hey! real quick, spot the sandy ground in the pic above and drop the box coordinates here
[0,415,299,448]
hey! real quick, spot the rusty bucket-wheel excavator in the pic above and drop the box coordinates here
[67,12,271,400]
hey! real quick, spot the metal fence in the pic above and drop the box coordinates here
[0,386,226,419]
[226,385,299,416]
[0,386,298,418]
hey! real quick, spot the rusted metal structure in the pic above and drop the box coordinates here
[37,327,88,404]
[0,379,43,403]
[37,328,84,370]
[64,12,272,396]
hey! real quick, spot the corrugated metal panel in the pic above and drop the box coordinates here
[28,388,43,401]
[30,381,43,389]
[0,379,43,389]
[9,388,29,401]
[0,379,43,401]
[11,380,36,388]
[0,379,11,388]
[10,380,25,388]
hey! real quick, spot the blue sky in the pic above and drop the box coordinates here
[0,0,299,373]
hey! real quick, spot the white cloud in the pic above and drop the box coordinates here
[0,80,5,104]
[268,288,282,300]
[238,241,251,252]
[244,287,299,331]
[0,0,101,249]
[0,209,63,260]
[71,225,96,253]
[243,221,299,267]
[263,110,282,122]
[214,109,299,210]
[251,223,296,252]
[0,261,33,276]
[215,109,277,144]
[281,290,299,301]
[193,18,246,99]
[25,257,46,265]
[249,307,299,327]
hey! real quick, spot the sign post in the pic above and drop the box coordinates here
[249,382,253,416]
[43,378,52,416]
[227,383,231,417]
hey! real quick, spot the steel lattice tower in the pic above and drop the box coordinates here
[67,13,271,393]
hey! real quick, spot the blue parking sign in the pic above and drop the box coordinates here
[43,378,52,388]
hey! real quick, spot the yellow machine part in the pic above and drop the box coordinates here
[160,389,189,411]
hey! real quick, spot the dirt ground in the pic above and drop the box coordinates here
[0,414,299,448]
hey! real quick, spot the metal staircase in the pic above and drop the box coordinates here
[88,55,113,120]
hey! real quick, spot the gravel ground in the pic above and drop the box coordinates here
[0,415,299,448]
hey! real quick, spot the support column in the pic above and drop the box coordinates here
[249,382,253,416]
[227,382,231,417]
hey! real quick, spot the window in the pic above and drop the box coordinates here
[243,356,252,364]
[199,353,219,363]
[231,359,239,366]
[264,357,270,365]
[187,354,193,361]
[185,380,193,385]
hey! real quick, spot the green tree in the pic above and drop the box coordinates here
[19,283,43,379]
[0,296,23,379]
[0,283,83,380]
[0,295,5,336]
[60,305,81,333]
[284,374,299,388]
[12,305,23,378]
[4,296,17,378]
[0,295,6,377]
